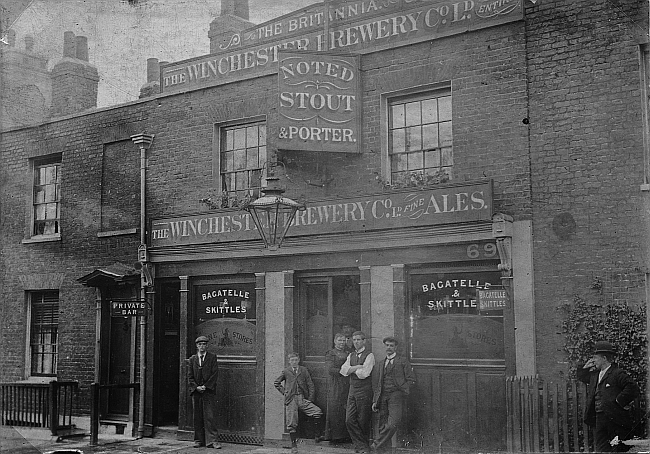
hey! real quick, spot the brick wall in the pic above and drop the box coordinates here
[526,0,648,379]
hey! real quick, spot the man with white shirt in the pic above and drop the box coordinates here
[577,340,638,452]
[340,331,375,453]
[371,337,415,453]
[188,336,221,449]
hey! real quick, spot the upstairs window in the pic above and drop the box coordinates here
[389,90,452,185]
[220,121,266,200]
[32,157,61,237]
[29,291,59,376]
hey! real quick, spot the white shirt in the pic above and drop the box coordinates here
[598,364,611,384]
[384,353,396,368]
[340,347,375,379]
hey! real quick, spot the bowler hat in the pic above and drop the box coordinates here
[594,340,615,354]
[195,335,209,344]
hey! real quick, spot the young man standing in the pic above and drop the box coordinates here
[187,336,221,449]
[274,353,323,454]
[371,336,415,453]
[340,331,375,454]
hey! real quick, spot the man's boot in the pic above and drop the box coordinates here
[313,416,325,443]
[290,431,298,453]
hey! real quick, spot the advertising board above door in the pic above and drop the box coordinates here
[149,180,493,247]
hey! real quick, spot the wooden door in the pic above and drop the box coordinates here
[405,268,507,451]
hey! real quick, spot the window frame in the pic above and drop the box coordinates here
[213,116,267,201]
[24,154,62,243]
[25,290,59,378]
[380,83,453,185]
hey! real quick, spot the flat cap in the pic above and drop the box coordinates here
[195,335,209,343]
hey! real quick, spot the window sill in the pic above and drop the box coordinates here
[97,228,138,238]
[22,234,61,244]
[21,376,56,384]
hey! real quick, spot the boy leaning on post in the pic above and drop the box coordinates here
[274,353,324,453]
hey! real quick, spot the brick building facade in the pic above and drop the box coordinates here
[1,0,648,450]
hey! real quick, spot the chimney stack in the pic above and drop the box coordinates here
[139,57,161,98]
[51,31,99,116]
[208,0,253,53]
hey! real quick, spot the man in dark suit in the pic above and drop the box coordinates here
[274,353,323,454]
[371,336,415,453]
[188,335,221,449]
[577,340,639,452]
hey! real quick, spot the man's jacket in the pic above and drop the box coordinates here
[274,365,315,405]
[577,363,639,428]
[372,355,416,405]
[187,351,219,395]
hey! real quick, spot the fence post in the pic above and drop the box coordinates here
[90,383,99,446]
[49,381,59,436]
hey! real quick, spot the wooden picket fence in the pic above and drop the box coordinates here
[506,376,646,452]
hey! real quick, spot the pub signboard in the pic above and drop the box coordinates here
[277,51,361,153]
[149,180,493,247]
[160,0,523,94]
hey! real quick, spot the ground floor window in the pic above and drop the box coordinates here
[409,270,504,360]
[29,290,59,376]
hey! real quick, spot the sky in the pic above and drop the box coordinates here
[6,0,318,107]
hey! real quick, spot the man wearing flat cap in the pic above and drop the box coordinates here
[577,340,639,452]
[188,336,221,449]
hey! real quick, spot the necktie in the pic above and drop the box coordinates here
[385,358,392,370]
[199,355,204,366]
[293,367,298,375]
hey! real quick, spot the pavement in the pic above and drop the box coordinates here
[0,426,358,454]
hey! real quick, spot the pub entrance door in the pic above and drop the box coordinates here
[406,267,508,451]
[100,286,137,419]
[191,278,264,445]
[297,273,361,437]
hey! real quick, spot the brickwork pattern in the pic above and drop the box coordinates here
[526,0,648,379]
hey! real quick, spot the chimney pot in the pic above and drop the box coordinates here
[63,31,76,58]
[75,35,89,61]
[146,58,160,83]
[24,35,34,52]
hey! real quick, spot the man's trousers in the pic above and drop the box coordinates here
[346,389,373,451]
[192,390,219,446]
[373,390,406,452]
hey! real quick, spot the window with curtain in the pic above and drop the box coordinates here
[32,157,61,237]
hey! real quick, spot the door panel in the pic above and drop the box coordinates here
[157,281,180,425]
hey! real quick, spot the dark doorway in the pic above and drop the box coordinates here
[100,286,137,418]
[155,281,180,425]
[297,272,361,438]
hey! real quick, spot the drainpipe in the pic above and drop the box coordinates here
[131,133,154,438]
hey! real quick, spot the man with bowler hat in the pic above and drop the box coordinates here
[188,335,221,449]
[577,340,638,452]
